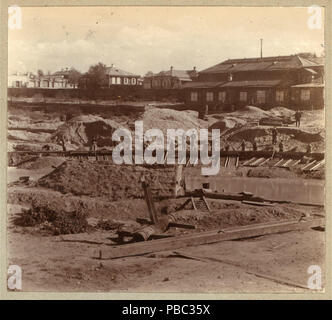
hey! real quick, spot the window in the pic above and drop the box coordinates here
[276,90,284,102]
[131,78,137,85]
[206,92,214,102]
[116,77,121,85]
[218,91,226,103]
[111,77,116,84]
[301,89,310,101]
[239,91,247,102]
[124,77,129,85]
[257,90,266,104]
[190,91,198,102]
[162,79,169,88]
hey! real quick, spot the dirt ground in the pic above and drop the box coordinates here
[7,203,325,292]
[6,102,326,293]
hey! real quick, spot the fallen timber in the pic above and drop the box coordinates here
[186,189,324,207]
[96,218,324,260]
[8,150,325,161]
[187,189,266,203]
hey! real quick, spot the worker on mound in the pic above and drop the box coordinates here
[271,127,278,145]
[90,136,98,152]
[295,109,302,127]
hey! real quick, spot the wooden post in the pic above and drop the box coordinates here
[141,179,158,224]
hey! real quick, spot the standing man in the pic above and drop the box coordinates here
[90,136,97,152]
[295,109,302,127]
[241,139,246,152]
[272,128,278,145]
[252,140,257,151]
[279,141,284,153]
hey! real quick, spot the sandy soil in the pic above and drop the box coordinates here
[6,102,326,293]
[7,203,325,292]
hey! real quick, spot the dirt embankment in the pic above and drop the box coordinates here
[37,160,176,200]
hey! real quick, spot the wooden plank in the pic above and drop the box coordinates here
[310,159,325,171]
[242,200,274,207]
[243,157,256,166]
[142,182,158,224]
[168,222,196,229]
[281,159,293,167]
[171,251,309,290]
[302,160,316,171]
[249,157,266,167]
[191,197,197,210]
[202,196,211,212]
[224,157,229,167]
[291,159,301,167]
[96,218,324,260]
[274,159,284,167]
[258,157,271,166]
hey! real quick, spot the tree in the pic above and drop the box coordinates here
[67,67,82,88]
[37,69,44,77]
[86,62,108,89]
[145,71,154,77]
[297,52,317,59]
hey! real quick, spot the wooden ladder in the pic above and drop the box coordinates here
[191,196,211,212]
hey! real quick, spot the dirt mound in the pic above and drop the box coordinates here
[173,201,308,231]
[8,130,52,143]
[37,160,176,200]
[226,126,324,152]
[276,128,323,143]
[17,156,65,170]
[231,106,271,120]
[246,167,298,179]
[228,127,269,142]
[209,117,246,132]
[268,107,294,118]
[13,202,90,235]
[50,115,123,149]
[141,108,205,134]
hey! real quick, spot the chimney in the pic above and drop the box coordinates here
[260,39,263,59]
[170,66,173,76]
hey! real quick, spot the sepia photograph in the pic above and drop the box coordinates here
[4,3,329,296]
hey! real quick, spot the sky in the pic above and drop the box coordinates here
[8,6,325,76]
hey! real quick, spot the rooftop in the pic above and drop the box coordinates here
[105,65,139,77]
[200,55,323,74]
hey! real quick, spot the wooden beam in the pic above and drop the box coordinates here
[202,195,211,212]
[96,218,324,260]
[310,159,325,171]
[242,200,274,206]
[274,159,284,167]
[258,157,270,166]
[171,251,309,290]
[302,160,316,171]
[191,196,197,210]
[250,157,266,167]
[243,157,256,166]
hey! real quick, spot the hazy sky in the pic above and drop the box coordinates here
[8,6,325,75]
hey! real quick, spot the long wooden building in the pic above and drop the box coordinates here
[182,55,324,112]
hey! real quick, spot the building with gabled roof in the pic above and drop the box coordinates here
[183,54,324,112]
[143,66,198,89]
[106,64,141,86]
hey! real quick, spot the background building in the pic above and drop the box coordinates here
[106,64,141,87]
[183,55,324,111]
[144,66,198,89]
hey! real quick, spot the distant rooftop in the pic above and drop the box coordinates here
[200,55,323,74]
[147,68,197,81]
[105,65,139,77]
